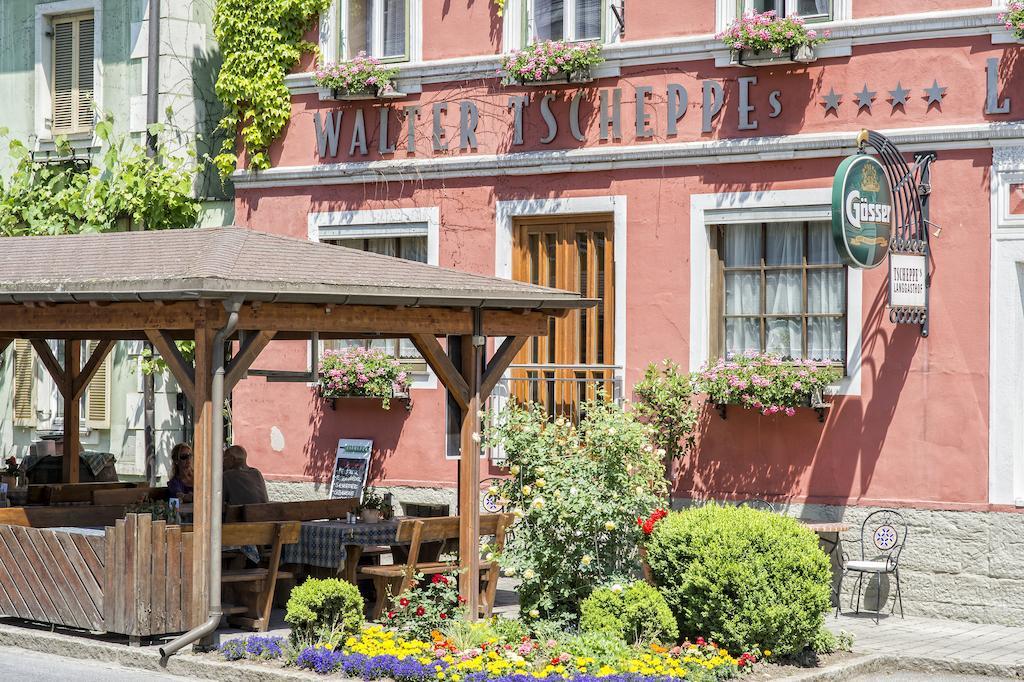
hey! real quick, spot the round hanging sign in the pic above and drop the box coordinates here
[831,154,893,269]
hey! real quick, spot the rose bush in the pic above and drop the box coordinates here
[486,399,667,624]
[383,571,465,639]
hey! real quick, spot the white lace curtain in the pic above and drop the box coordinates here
[723,222,845,362]
[534,0,602,40]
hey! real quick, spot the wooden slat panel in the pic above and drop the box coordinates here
[36,530,91,630]
[0,567,16,616]
[24,524,81,626]
[12,527,72,626]
[56,531,103,622]
[166,525,182,632]
[111,519,125,635]
[74,533,105,592]
[103,525,118,632]
[1,526,59,623]
[122,514,137,635]
[151,520,166,634]
[135,514,152,634]
[0,529,32,618]
[182,530,194,628]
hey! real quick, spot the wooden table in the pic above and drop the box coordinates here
[281,519,406,584]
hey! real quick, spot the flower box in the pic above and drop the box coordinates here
[314,54,401,102]
[318,346,413,411]
[730,44,816,67]
[516,66,594,86]
[325,390,413,412]
[328,84,405,100]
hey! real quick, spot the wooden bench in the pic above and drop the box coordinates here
[233,497,359,523]
[359,513,512,619]
[220,521,301,632]
[0,504,128,528]
[30,481,136,506]
[93,486,169,506]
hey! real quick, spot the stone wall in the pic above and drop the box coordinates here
[676,499,1024,627]
[266,480,457,515]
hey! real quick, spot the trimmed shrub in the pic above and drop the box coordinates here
[285,578,364,647]
[645,505,831,656]
[580,581,679,645]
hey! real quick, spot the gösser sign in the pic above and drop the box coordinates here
[831,154,893,270]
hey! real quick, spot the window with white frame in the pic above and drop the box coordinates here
[529,0,604,43]
[737,0,831,21]
[339,0,409,60]
[320,227,428,375]
[710,221,847,365]
[49,11,96,135]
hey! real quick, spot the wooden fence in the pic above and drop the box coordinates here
[0,514,193,638]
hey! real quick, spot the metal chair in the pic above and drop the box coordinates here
[740,498,779,513]
[837,509,906,623]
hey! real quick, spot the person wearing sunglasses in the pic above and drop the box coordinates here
[168,442,194,502]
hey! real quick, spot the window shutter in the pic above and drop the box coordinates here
[52,18,75,134]
[77,17,95,131]
[12,340,36,427]
[85,340,111,429]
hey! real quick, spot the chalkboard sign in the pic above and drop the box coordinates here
[329,439,373,500]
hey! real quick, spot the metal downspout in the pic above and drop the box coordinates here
[160,297,243,659]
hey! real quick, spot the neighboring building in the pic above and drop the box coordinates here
[229,0,1024,624]
[0,0,230,480]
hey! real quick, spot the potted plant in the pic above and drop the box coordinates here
[999,1,1024,40]
[313,53,401,100]
[692,352,842,418]
[358,487,388,523]
[1,457,21,491]
[501,40,603,86]
[717,10,830,66]
[318,347,412,410]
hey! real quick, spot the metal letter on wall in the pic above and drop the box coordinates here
[666,84,687,136]
[433,102,448,151]
[459,101,479,150]
[600,88,622,141]
[349,109,368,156]
[702,80,723,133]
[540,95,558,144]
[986,57,1011,115]
[569,91,586,142]
[635,86,653,138]
[314,111,343,158]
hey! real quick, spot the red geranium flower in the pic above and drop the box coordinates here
[387,611,396,619]
[415,606,425,616]
[399,597,410,607]
[439,612,448,619]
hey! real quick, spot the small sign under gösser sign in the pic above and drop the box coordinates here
[831,154,893,269]
[889,254,927,309]
[329,439,373,500]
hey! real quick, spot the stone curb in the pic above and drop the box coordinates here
[2,624,1022,682]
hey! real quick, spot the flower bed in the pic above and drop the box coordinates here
[501,41,603,85]
[999,1,1024,39]
[290,626,755,680]
[717,11,828,66]
[318,346,411,409]
[314,53,400,98]
[692,352,841,416]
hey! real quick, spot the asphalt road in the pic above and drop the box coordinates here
[0,646,191,681]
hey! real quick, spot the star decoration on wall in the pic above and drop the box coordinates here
[888,82,911,107]
[821,87,842,114]
[854,84,876,112]
[924,79,947,106]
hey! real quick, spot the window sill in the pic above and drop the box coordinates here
[319,86,411,102]
[34,132,98,153]
[714,39,851,67]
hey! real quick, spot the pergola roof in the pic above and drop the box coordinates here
[0,226,588,309]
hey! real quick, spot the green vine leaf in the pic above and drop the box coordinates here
[213,0,331,175]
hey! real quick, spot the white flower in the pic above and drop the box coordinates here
[523,569,536,580]
[581,554,593,567]
[569,487,579,496]
[529,609,540,618]
[604,520,616,531]
[471,432,481,443]
[486,552,495,561]
[610,583,623,593]
[635,486,645,495]
[644,444,655,453]
[553,490,563,499]
[656,448,666,457]
[535,478,546,488]
[522,485,533,496]
[477,410,486,419]
[532,497,545,509]
[607,427,617,436]
[536,466,546,475]
[513,508,525,519]
[510,465,521,475]
[505,567,517,576]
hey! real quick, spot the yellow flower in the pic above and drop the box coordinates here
[510,465,521,475]
[529,609,540,618]
[535,478,546,488]
[604,520,616,531]
[523,569,536,580]
[764,649,772,657]
[581,554,593,567]
[522,485,533,496]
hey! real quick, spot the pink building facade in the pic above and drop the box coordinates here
[232,0,1024,624]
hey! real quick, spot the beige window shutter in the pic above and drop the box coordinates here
[84,340,111,429]
[12,340,36,427]
[51,13,94,135]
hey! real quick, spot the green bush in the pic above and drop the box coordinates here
[645,505,831,656]
[285,578,364,647]
[580,581,679,645]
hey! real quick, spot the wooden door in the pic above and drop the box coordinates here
[510,216,615,418]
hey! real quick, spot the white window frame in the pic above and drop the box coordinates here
[716,0,847,32]
[504,0,619,52]
[320,0,421,63]
[34,0,102,142]
[690,189,862,396]
[308,207,439,390]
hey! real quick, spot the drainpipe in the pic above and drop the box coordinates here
[160,297,243,659]
[142,0,160,485]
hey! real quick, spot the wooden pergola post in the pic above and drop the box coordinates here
[458,332,483,618]
[63,341,81,484]
[191,318,215,630]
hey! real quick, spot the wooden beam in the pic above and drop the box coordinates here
[71,340,114,402]
[0,302,214,333]
[144,330,196,404]
[458,334,483,620]
[410,334,470,410]
[480,336,529,400]
[190,319,214,630]
[63,341,82,484]
[30,340,68,398]
[225,330,276,393]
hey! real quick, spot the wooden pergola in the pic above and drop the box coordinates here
[0,227,589,643]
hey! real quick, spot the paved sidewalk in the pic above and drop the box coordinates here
[827,612,1024,667]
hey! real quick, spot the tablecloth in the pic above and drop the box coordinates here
[281,519,401,569]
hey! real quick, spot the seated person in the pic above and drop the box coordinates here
[167,443,194,502]
[222,444,269,506]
